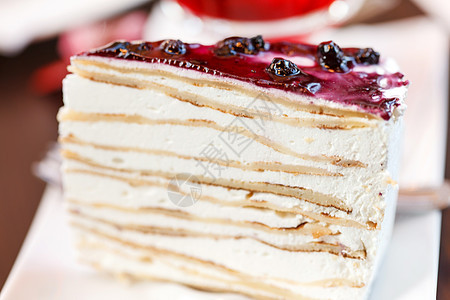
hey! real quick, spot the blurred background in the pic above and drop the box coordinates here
[0,0,448,298]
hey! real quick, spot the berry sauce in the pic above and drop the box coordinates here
[82,37,409,120]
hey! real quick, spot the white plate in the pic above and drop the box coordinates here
[0,186,441,300]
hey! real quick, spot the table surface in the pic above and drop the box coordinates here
[0,1,449,298]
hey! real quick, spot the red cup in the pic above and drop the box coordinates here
[176,0,337,21]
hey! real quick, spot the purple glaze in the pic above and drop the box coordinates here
[81,39,409,120]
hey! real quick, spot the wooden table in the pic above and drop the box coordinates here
[0,6,448,299]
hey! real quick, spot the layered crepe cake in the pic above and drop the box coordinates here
[58,36,408,299]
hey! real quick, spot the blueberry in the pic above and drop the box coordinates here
[162,39,186,55]
[134,42,152,52]
[266,58,302,77]
[250,35,265,50]
[355,48,380,65]
[317,41,349,72]
[102,41,131,51]
[101,41,132,58]
[306,82,321,94]
[215,35,266,56]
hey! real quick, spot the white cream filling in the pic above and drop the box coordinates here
[68,201,372,252]
[62,166,352,222]
[61,141,391,225]
[76,231,367,300]
[73,216,372,285]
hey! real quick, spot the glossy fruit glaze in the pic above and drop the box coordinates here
[81,37,408,120]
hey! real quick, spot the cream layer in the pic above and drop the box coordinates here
[71,217,369,300]
[63,167,372,231]
[69,209,366,258]
[62,74,399,168]
[62,156,388,231]
[67,195,370,255]
[60,133,396,225]
[62,160,383,261]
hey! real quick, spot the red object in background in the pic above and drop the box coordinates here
[57,11,147,62]
[30,60,69,95]
[30,11,147,95]
[176,0,336,21]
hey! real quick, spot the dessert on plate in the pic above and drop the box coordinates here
[58,36,408,299]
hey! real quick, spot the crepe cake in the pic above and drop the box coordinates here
[58,36,408,299]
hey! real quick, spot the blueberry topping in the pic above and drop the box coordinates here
[94,41,154,59]
[306,82,321,94]
[87,38,407,120]
[355,48,380,65]
[100,41,132,58]
[266,58,302,78]
[162,39,186,55]
[317,41,349,73]
[135,43,152,52]
[215,35,266,56]
[250,35,265,51]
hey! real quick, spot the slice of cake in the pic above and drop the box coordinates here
[58,36,408,300]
